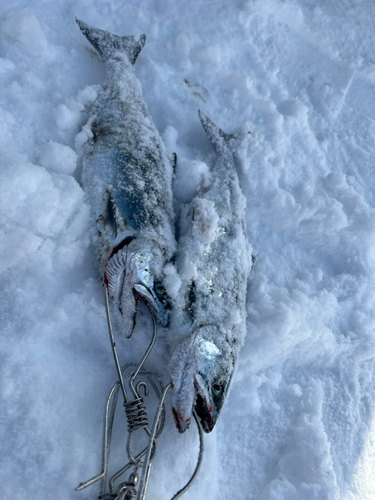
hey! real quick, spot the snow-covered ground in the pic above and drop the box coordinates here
[2,1,375,499]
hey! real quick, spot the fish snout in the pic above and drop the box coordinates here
[133,283,170,326]
[194,391,217,433]
[171,406,191,434]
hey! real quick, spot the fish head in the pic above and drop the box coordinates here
[129,239,170,327]
[169,325,234,434]
[133,273,170,327]
[105,238,171,337]
[193,326,234,433]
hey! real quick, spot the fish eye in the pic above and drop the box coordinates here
[154,282,167,298]
[212,384,223,396]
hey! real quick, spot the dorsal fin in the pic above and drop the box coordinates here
[198,110,231,155]
[76,18,146,65]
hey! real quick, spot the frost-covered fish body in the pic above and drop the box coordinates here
[169,111,254,433]
[77,19,175,334]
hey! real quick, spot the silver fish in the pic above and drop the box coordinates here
[77,19,175,335]
[169,111,255,433]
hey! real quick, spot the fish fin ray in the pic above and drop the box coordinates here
[76,18,146,65]
[198,110,231,154]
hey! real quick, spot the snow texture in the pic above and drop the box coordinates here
[2,1,375,500]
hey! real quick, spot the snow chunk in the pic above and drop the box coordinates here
[286,384,303,397]
[1,10,46,58]
[39,141,78,175]
[163,125,178,152]
[173,157,211,205]
[163,263,181,301]
[0,148,85,241]
[190,197,219,244]
[196,44,222,75]
[54,102,82,134]
[175,33,191,70]
[76,85,100,108]
[61,86,99,146]
[180,259,198,283]
[54,88,99,142]
[75,116,95,154]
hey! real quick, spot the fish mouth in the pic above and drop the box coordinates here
[171,393,215,433]
[133,283,169,327]
[171,406,191,434]
[133,283,158,312]
[194,392,215,433]
[194,373,217,433]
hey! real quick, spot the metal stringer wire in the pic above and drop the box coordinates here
[75,283,204,500]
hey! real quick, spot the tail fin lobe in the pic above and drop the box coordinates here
[198,110,232,155]
[76,18,146,65]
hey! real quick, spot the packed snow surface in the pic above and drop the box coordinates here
[2,1,375,499]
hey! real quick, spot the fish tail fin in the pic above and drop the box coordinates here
[76,18,146,65]
[198,110,232,155]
